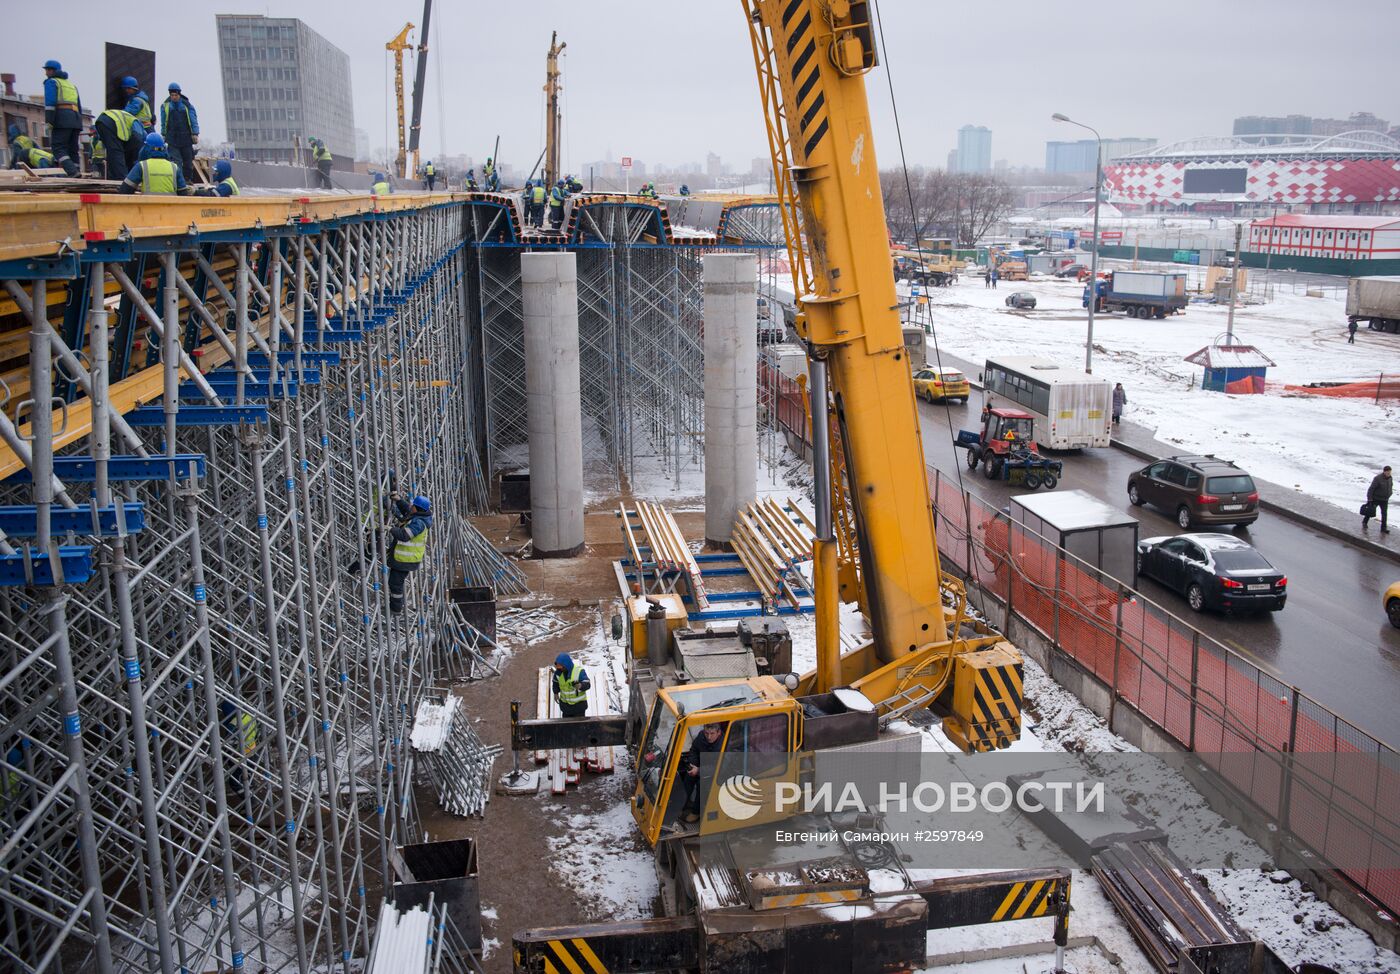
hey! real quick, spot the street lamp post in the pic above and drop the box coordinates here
[1053,113,1103,374]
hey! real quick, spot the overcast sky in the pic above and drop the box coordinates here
[5,1,1398,172]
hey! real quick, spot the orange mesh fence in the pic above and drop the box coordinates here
[1284,376,1400,400]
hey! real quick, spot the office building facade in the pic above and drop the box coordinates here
[955,125,991,173]
[216,15,354,163]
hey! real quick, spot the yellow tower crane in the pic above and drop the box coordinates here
[386,23,414,180]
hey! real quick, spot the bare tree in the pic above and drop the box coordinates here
[882,168,1012,246]
[952,173,1015,246]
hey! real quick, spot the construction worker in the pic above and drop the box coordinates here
[311,138,333,189]
[548,179,567,229]
[638,181,658,200]
[159,83,200,182]
[423,159,436,191]
[465,168,479,191]
[120,76,153,130]
[566,173,583,194]
[550,653,591,718]
[483,156,498,191]
[386,494,432,614]
[525,180,547,227]
[119,133,191,195]
[42,60,82,168]
[7,124,34,159]
[3,743,25,808]
[195,159,239,197]
[7,138,77,176]
[680,722,726,823]
[679,183,691,196]
[92,108,146,181]
[217,700,257,798]
[372,171,392,195]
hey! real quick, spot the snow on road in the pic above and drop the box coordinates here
[901,272,1400,513]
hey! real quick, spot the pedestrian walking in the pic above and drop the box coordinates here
[1112,382,1127,425]
[983,268,991,288]
[1363,466,1393,533]
[991,268,999,289]
[423,160,436,191]
[1348,319,1358,344]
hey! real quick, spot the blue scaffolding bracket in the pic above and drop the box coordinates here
[246,351,342,367]
[126,405,268,426]
[4,454,206,484]
[0,503,146,538]
[180,381,299,401]
[0,546,95,587]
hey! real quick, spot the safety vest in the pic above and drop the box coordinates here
[12,134,34,152]
[161,99,194,135]
[530,185,546,204]
[51,76,80,110]
[373,180,390,195]
[220,176,240,196]
[392,523,428,565]
[238,713,257,754]
[99,109,137,141]
[23,147,56,168]
[314,145,331,162]
[91,139,105,161]
[130,94,153,128]
[484,160,495,175]
[425,163,434,175]
[556,663,588,706]
[550,186,565,205]
[140,157,178,194]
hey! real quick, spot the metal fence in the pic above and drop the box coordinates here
[762,397,1399,916]
[927,467,1400,917]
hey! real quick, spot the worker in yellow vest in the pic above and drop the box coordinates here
[119,133,192,195]
[218,700,258,798]
[195,160,239,198]
[372,171,392,195]
[120,77,154,130]
[42,59,82,169]
[551,653,592,718]
[92,108,147,180]
[424,160,436,191]
[311,138,333,189]
[386,494,431,614]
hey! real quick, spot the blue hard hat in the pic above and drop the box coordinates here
[411,495,431,513]
[43,60,61,71]
[144,132,166,149]
[214,160,232,180]
[168,82,182,93]
[121,76,139,89]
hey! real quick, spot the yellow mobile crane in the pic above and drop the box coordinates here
[511,3,1060,970]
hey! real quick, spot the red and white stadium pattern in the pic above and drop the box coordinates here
[1104,157,1400,205]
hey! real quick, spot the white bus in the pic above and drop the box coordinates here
[982,356,1112,450]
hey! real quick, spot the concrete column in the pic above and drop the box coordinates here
[522,253,585,557]
[704,252,759,546]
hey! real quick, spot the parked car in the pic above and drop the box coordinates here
[1054,263,1087,278]
[1137,533,1286,614]
[913,367,970,403]
[1385,581,1400,628]
[1127,456,1258,528]
[1005,291,1037,310]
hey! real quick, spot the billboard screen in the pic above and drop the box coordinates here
[104,43,155,111]
[1183,168,1247,194]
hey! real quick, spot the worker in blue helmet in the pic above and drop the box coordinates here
[423,159,436,191]
[42,59,83,169]
[7,123,77,176]
[526,179,547,227]
[551,652,592,717]
[372,171,391,195]
[465,168,478,191]
[159,82,200,183]
[120,132,191,196]
[91,107,146,180]
[385,494,432,614]
[548,179,567,229]
[195,159,239,198]
[7,123,36,165]
[120,76,153,130]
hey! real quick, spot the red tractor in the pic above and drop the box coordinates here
[954,407,1062,489]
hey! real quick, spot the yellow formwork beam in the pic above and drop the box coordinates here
[0,196,85,262]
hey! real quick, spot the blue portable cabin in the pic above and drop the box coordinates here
[1184,343,1276,393]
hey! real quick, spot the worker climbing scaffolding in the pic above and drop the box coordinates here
[386,494,432,614]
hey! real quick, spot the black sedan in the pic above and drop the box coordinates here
[1005,291,1037,310]
[1137,533,1286,614]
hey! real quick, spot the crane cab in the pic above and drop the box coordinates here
[631,678,800,846]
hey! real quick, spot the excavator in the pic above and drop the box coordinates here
[509,3,1067,971]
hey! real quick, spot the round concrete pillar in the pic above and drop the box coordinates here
[703,252,759,546]
[522,252,585,557]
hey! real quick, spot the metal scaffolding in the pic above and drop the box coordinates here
[0,194,484,974]
[0,189,782,973]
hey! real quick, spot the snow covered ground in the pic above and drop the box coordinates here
[902,271,1400,513]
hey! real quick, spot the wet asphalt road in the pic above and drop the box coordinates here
[914,388,1400,745]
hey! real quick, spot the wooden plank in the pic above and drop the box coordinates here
[0,197,84,262]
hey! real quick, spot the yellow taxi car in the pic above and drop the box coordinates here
[1385,581,1400,628]
[913,367,971,404]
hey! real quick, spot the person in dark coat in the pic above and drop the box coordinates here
[1112,383,1127,425]
[1348,319,1359,344]
[550,652,591,717]
[680,722,726,824]
[1364,466,1393,533]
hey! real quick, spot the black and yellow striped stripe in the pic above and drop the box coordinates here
[781,1,830,159]
[967,661,1022,750]
[992,878,1056,922]
[539,937,610,974]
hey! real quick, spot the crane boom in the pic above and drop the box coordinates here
[746,0,945,663]
[543,32,566,189]
[407,0,433,179]
[386,23,414,180]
